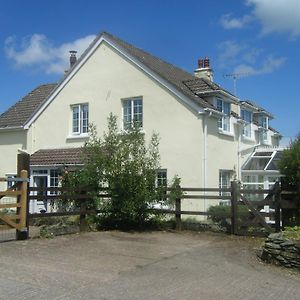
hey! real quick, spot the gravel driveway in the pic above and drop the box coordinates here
[0,231,299,299]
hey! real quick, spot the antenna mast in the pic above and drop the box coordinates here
[223,73,249,95]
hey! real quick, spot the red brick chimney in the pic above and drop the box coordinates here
[194,56,213,81]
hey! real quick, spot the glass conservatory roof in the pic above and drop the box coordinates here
[243,149,283,171]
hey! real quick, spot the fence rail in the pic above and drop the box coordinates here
[27,183,280,236]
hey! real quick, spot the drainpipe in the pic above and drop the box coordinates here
[202,111,210,212]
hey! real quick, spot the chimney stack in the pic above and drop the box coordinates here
[69,50,77,68]
[194,56,213,81]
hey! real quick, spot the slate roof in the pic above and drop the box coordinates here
[101,32,217,110]
[0,84,56,129]
[0,32,270,129]
[240,99,273,118]
[30,148,84,166]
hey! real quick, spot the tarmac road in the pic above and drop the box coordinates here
[0,230,299,299]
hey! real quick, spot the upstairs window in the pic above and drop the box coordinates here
[72,104,89,134]
[258,115,269,143]
[216,99,231,132]
[241,109,252,138]
[122,97,143,131]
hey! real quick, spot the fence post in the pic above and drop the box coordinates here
[175,196,182,231]
[274,182,281,232]
[16,153,30,240]
[79,191,87,231]
[231,181,239,235]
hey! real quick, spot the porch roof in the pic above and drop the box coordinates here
[30,148,84,167]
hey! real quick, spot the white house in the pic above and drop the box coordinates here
[0,32,282,213]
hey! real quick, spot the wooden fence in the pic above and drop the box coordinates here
[27,182,281,236]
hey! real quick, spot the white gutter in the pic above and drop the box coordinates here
[0,126,24,132]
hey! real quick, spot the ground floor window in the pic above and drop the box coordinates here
[50,169,61,195]
[219,170,232,204]
[6,174,17,189]
[157,169,167,188]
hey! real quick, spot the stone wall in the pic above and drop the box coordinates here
[260,233,300,270]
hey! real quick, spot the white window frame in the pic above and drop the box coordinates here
[219,170,232,204]
[6,174,17,189]
[122,97,143,131]
[258,115,270,144]
[216,98,231,133]
[71,103,89,135]
[157,169,167,188]
[241,109,253,138]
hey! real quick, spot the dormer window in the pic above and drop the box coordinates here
[258,115,269,143]
[241,109,252,138]
[216,98,231,132]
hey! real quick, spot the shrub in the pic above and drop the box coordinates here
[279,134,300,190]
[282,226,300,241]
[63,114,164,230]
[208,204,250,224]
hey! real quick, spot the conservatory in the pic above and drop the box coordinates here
[242,148,283,198]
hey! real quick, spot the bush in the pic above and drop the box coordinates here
[279,134,300,190]
[63,114,165,230]
[282,226,300,241]
[208,204,250,224]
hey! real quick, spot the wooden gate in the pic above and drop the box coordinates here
[0,170,29,237]
[231,181,281,235]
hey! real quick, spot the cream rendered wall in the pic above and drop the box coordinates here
[0,130,27,189]
[28,42,205,195]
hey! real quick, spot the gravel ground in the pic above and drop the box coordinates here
[0,230,299,299]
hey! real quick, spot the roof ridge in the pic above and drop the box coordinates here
[102,32,194,78]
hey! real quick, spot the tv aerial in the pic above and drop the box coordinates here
[223,72,250,96]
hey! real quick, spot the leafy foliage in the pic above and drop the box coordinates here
[279,134,300,189]
[63,114,163,229]
[282,226,300,241]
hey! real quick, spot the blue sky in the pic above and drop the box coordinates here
[0,0,299,144]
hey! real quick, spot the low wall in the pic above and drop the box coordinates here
[260,233,300,270]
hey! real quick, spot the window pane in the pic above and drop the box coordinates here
[72,106,79,133]
[82,104,89,133]
[157,170,167,187]
[133,99,143,128]
[223,102,230,115]
[123,100,132,130]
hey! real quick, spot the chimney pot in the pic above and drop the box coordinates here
[198,58,204,68]
[204,56,210,68]
[69,50,77,68]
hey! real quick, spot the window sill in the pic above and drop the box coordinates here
[218,129,234,137]
[242,135,256,142]
[119,128,146,135]
[66,133,89,140]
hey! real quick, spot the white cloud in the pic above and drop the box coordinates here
[220,14,253,29]
[220,0,300,38]
[247,0,300,38]
[233,56,286,75]
[218,39,286,77]
[218,40,246,68]
[5,34,96,74]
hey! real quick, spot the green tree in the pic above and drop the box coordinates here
[63,114,162,228]
[279,134,300,189]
